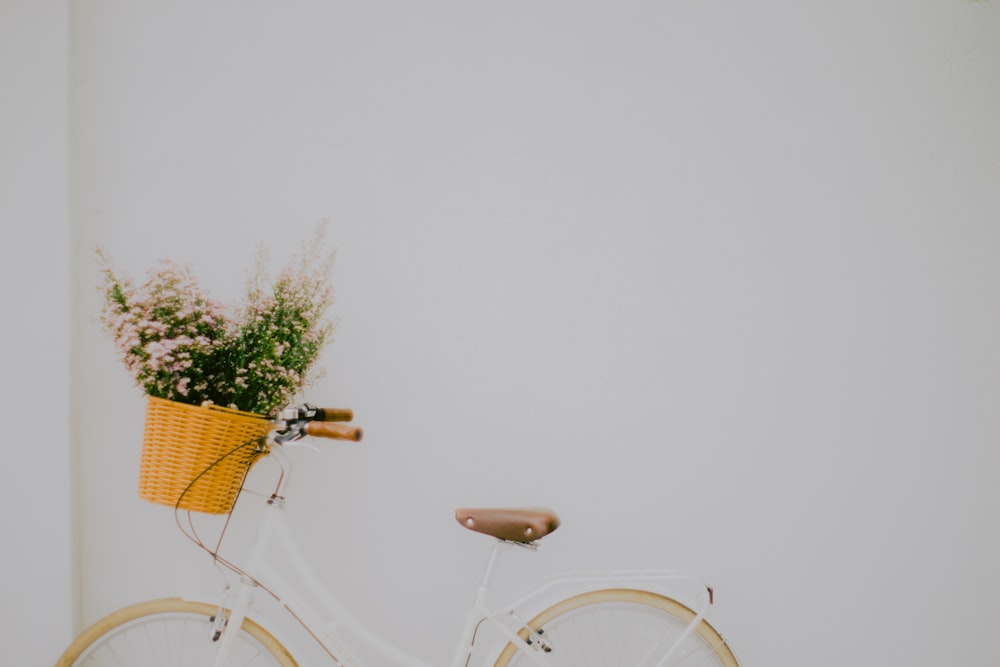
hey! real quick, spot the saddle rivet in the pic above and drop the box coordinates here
[466,517,475,527]
[525,526,533,536]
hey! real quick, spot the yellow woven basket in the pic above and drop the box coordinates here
[139,396,272,514]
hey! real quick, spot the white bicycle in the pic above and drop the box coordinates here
[57,404,741,667]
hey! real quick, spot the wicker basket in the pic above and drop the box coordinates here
[139,396,272,514]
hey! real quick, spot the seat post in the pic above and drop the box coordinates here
[477,540,513,592]
[452,540,517,667]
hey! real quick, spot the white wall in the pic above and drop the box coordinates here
[0,1,73,664]
[69,2,1000,666]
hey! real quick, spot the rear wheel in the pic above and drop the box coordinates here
[56,598,297,666]
[493,588,739,667]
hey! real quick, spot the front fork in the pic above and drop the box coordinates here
[210,578,258,666]
[211,587,231,641]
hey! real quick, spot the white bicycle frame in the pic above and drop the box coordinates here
[209,443,716,667]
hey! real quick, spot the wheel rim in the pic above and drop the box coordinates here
[69,609,284,666]
[496,589,738,667]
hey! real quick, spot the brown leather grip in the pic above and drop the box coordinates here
[314,407,354,422]
[305,421,364,442]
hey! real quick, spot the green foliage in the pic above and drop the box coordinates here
[99,225,335,415]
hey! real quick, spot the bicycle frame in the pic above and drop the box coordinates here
[210,444,716,667]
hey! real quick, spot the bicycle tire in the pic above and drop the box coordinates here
[55,597,297,667]
[492,588,739,667]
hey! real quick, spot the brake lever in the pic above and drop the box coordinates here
[271,403,331,452]
[271,414,319,453]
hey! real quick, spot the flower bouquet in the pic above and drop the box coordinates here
[99,227,335,513]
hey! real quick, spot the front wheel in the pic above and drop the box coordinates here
[493,588,739,667]
[56,598,297,666]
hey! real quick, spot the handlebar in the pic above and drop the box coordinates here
[272,403,364,445]
[304,421,364,442]
[313,407,354,422]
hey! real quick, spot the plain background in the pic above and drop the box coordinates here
[1,1,73,664]
[4,1,1000,665]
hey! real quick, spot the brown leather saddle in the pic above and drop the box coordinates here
[455,507,560,543]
